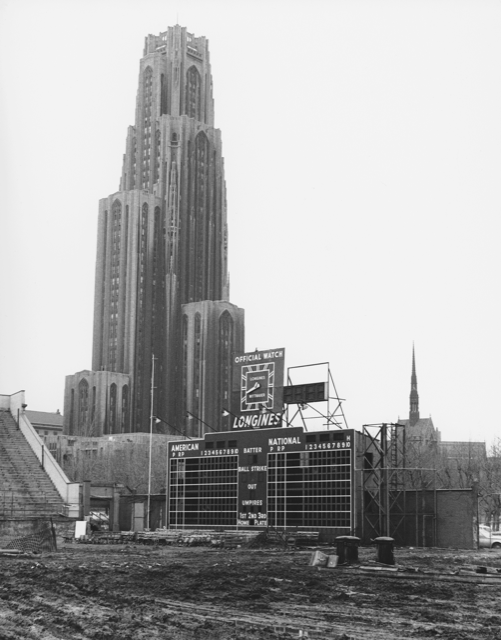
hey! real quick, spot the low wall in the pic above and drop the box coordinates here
[436,489,475,549]
[0,390,25,412]
[361,487,475,548]
[0,517,77,548]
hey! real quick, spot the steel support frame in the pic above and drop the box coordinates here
[285,362,348,431]
[362,423,437,545]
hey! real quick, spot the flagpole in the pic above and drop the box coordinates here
[146,354,155,530]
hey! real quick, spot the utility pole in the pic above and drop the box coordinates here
[146,354,156,530]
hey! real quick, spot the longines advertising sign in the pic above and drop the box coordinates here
[231,348,285,429]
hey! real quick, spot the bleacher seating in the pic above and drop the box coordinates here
[0,410,64,517]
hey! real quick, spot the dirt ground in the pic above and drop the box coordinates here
[1,540,501,640]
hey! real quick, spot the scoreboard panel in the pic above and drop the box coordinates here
[267,449,351,528]
[168,427,355,530]
[169,455,238,527]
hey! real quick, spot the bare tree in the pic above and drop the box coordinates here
[478,437,501,530]
[434,442,486,490]
[62,440,169,494]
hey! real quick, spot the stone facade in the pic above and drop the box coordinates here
[65,26,244,436]
[181,301,244,436]
[63,371,130,436]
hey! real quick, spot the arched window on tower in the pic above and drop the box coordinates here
[110,383,117,433]
[143,67,153,114]
[193,131,210,301]
[91,386,96,433]
[142,67,153,188]
[134,204,149,426]
[69,388,75,435]
[99,210,109,368]
[109,199,122,371]
[185,66,201,120]
[218,311,233,407]
[131,138,137,188]
[160,73,167,115]
[122,384,129,433]
[194,313,202,417]
[152,206,163,354]
[154,130,161,182]
[78,378,89,435]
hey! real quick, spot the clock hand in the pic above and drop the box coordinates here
[246,383,260,395]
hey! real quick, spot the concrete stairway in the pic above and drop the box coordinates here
[0,410,65,517]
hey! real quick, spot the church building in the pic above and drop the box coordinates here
[397,346,486,477]
[397,346,439,461]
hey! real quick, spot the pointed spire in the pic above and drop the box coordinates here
[409,343,420,426]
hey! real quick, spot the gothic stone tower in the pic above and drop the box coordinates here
[64,26,244,436]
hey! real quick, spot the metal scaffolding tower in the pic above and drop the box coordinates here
[284,362,348,431]
[362,423,437,546]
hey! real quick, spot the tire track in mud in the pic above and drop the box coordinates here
[1,546,500,639]
[152,596,480,639]
[1,589,478,640]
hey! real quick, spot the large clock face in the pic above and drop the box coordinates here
[240,363,275,412]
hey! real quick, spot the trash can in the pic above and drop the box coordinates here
[374,536,395,565]
[335,535,360,564]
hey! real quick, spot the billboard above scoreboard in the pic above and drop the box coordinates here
[231,348,285,429]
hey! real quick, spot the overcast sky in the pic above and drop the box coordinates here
[1,0,500,445]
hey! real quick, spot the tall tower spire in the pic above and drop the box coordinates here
[64,26,244,438]
[409,344,420,426]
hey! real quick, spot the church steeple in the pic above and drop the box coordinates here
[409,345,420,426]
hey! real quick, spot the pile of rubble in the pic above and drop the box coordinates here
[77,527,320,548]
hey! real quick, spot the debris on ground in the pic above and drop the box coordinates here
[0,542,500,638]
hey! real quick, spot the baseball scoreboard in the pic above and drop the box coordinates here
[168,427,355,530]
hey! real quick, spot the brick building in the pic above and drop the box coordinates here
[25,409,63,438]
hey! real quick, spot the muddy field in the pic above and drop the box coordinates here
[1,541,501,640]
